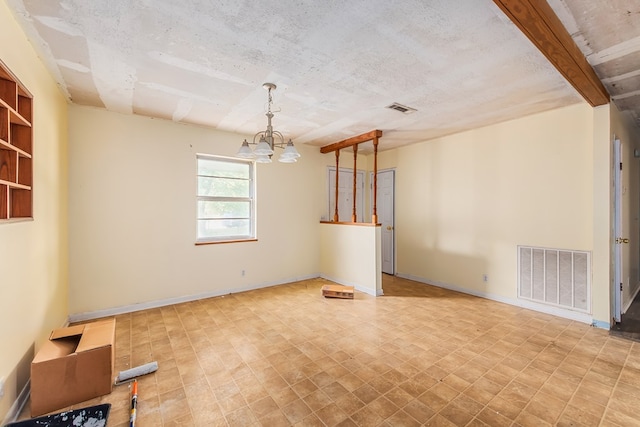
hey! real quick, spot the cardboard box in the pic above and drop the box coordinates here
[322,284,354,299]
[30,319,116,416]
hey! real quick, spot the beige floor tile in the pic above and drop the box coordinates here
[523,390,566,424]
[280,398,312,424]
[302,389,333,412]
[350,405,385,426]
[385,409,422,427]
[333,392,365,415]
[314,403,349,426]
[14,276,640,426]
[439,402,475,425]
[486,395,523,421]
[257,408,291,427]
[158,388,190,423]
[425,413,458,426]
[403,399,435,424]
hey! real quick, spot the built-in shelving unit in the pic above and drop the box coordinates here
[0,60,32,221]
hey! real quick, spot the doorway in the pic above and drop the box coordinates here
[610,136,640,340]
[373,169,395,275]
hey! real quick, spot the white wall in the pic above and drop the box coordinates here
[68,106,324,318]
[379,103,613,324]
[0,3,69,421]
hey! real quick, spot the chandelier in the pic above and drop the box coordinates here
[236,83,301,163]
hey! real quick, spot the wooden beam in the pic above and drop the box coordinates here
[320,130,383,154]
[493,0,609,107]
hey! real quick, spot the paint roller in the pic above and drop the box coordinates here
[114,361,158,385]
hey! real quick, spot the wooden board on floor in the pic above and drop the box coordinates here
[322,284,354,299]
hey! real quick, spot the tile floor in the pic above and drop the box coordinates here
[18,276,640,426]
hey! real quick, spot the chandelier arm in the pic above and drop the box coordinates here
[252,131,266,144]
[271,131,286,148]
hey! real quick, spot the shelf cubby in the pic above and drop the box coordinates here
[17,92,32,123]
[18,155,32,187]
[0,78,17,110]
[0,148,16,182]
[0,59,33,221]
[0,184,7,218]
[10,123,32,154]
[0,106,8,143]
[10,187,31,218]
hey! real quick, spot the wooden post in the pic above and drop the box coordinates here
[334,150,340,222]
[352,145,358,222]
[372,137,379,224]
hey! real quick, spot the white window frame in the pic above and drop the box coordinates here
[196,154,256,244]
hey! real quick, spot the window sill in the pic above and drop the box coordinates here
[195,238,258,245]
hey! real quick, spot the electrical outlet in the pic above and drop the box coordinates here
[482,274,488,282]
[0,376,5,399]
[241,270,245,277]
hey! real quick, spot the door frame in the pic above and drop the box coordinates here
[613,136,623,323]
[371,168,396,275]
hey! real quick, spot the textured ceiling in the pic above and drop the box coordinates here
[549,0,640,127]
[6,0,590,152]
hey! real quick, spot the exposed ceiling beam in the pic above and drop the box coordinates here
[320,130,383,154]
[493,0,609,107]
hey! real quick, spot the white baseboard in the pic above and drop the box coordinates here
[2,380,30,425]
[68,274,321,323]
[396,273,609,329]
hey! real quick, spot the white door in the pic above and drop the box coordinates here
[614,137,623,323]
[328,167,364,222]
[375,170,395,275]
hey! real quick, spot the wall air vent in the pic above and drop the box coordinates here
[518,246,591,313]
[386,102,417,114]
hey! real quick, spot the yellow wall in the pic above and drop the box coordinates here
[379,103,613,324]
[591,105,612,324]
[67,106,324,317]
[320,223,382,295]
[0,2,69,420]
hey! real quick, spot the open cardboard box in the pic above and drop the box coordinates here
[30,318,115,417]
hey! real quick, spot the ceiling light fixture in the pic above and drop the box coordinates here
[236,83,301,164]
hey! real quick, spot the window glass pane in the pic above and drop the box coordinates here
[198,201,250,219]
[198,158,249,178]
[198,219,251,238]
[196,155,254,242]
[198,177,249,197]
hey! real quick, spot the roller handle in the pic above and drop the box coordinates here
[130,380,138,427]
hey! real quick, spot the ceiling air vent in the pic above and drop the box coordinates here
[386,102,417,114]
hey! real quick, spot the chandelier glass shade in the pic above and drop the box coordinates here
[236,83,301,163]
